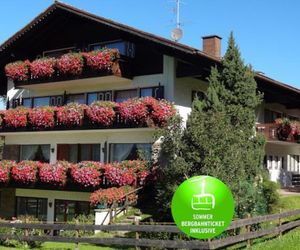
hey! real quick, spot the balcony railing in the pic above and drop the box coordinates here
[4,49,132,87]
[0,98,175,133]
[256,123,299,143]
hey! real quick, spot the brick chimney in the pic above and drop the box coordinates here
[202,35,222,58]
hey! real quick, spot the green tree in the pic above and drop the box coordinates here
[182,32,268,217]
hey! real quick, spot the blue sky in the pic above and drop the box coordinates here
[1,0,300,88]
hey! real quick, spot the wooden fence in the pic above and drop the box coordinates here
[0,208,300,249]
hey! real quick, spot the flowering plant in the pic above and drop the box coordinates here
[90,185,135,207]
[5,60,30,81]
[28,107,56,129]
[83,49,120,71]
[71,161,102,187]
[104,163,136,187]
[118,98,148,125]
[275,118,293,140]
[39,162,68,186]
[4,107,28,128]
[143,97,176,126]
[30,58,56,79]
[120,160,149,185]
[57,53,84,76]
[56,103,86,126]
[11,161,40,184]
[0,160,16,184]
[86,101,115,127]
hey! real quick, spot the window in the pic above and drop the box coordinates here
[22,98,32,108]
[43,47,76,58]
[114,89,137,103]
[109,143,151,162]
[87,91,112,105]
[288,115,300,121]
[140,86,164,99]
[33,97,50,107]
[57,144,100,163]
[288,155,300,172]
[90,41,135,58]
[55,200,90,222]
[20,145,50,163]
[264,109,282,123]
[16,197,47,221]
[67,94,85,104]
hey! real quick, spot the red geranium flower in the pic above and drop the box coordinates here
[86,101,116,127]
[11,161,41,184]
[0,160,16,184]
[57,53,84,76]
[28,107,56,129]
[30,58,56,79]
[4,107,28,128]
[5,60,30,81]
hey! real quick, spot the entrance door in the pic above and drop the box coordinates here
[54,200,90,222]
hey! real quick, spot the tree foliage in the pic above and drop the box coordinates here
[155,33,277,219]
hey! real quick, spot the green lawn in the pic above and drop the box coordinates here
[0,242,134,250]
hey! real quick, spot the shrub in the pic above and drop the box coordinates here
[71,161,102,187]
[86,101,116,127]
[11,161,40,184]
[28,106,56,129]
[262,179,280,213]
[4,107,28,128]
[56,103,86,126]
[30,58,56,79]
[5,60,30,81]
[56,53,84,76]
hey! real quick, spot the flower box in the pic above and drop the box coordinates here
[39,161,69,186]
[11,161,40,184]
[30,58,56,79]
[28,107,56,129]
[4,107,28,128]
[86,101,116,127]
[0,160,16,184]
[56,103,86,127]
[5,60,30,81]
[71,161,102,187]
[56,53,84,76]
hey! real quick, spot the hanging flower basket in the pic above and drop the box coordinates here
[275,118,293,141]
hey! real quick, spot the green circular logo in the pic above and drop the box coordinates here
[171,175,234,239]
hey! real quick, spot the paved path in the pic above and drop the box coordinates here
[278,189,300,196]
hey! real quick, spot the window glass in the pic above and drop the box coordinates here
[91,41,126,55]
[20,145,50,162]
[67,94,85,104]
[115,89,137,103]
[33,97,50,107]
[87,93,97,105]
[68,144,100,163]
[16,197,47,221]
[140,88,153,97]
[109,143,151,162]
[55,200,90,222]
[23,98,32,108]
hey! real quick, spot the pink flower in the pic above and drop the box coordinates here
[28,107,56,129]
[11,161,40,184]
[71,161,102,187]
[83,49,120,71]
[57,53,84,75]
[56,103,86,127]
[0,160,16,184]
[30,58,56,79]
[4,107,28,128]
[5,60,30,81]
[86,101,115,127]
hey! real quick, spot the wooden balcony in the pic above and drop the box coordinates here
[14,60,132,89]
[256,123,299,144]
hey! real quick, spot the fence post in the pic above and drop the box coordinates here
[24,217,29,248]
[75,219,80,250]
[279,208,282,237]
[135,216,140,250]
[246,213,251,248]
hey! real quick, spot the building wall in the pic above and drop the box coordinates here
[15,188,91,222]
[2,128,155,164]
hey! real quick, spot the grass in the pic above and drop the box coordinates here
[0,242,134,250]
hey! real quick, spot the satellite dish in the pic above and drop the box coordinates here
[171,27,183,42]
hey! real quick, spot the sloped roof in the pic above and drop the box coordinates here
[0,1,300,100]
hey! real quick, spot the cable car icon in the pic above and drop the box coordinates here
[191,178,215,211]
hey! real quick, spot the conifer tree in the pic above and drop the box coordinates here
[182,33,267,217]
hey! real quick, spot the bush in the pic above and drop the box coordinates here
[60,214,95,237]
[262,179,280,213]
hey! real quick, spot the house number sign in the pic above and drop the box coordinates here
[171,175,235,239]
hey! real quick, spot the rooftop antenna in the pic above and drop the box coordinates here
[171,0,183,42]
